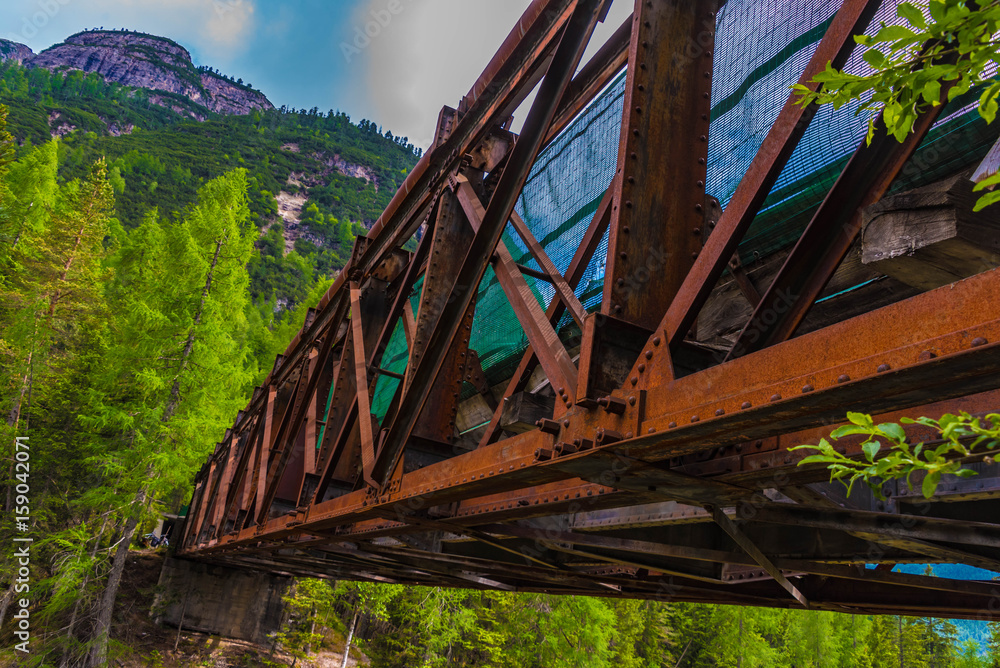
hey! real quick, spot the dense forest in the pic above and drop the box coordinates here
[278,578,1000,668]
[0,30,998,668]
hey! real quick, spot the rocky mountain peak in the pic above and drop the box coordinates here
[4,30,273,117]
[0,39,34,64]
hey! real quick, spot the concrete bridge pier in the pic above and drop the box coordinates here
[154,556,291,644]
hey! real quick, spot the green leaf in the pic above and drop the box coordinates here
[876,422,907,443]
[928,0,945,23]
[922,470,942,498]
[873,25,918,43]
[979,84,1000,124]
[847,412,875,428]
[830,425,873,439]
[921,79,942,104]
[897,3,928,29]
[863,49,888,69]
[797,454,840,467]
[863,440,881,463]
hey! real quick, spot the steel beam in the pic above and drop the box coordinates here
[369,0,607,487]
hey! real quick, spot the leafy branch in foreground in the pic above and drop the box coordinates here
[792,0,1000,209]
[791,411,1000,499]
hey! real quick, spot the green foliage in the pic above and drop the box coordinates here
[792,411,1000,498]
[326,584,989,668]
[792,0,1000,208]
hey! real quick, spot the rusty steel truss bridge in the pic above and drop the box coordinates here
[178,0,1000,618]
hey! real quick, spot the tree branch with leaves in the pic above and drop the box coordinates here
[794,0,1000,209]
[792,411,1000,498]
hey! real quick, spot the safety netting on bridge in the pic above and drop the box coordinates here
[370,0,1000,422]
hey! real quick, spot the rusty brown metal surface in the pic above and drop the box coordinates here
[601,0,716,331]
[178,0,1000,618]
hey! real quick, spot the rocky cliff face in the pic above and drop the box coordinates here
[0,39,34,64]
[17,31,272,116]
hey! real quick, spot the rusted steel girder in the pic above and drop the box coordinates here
[179,0,1000,618]
[369,0,609,487]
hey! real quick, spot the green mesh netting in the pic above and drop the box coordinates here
[368,0,1000,419]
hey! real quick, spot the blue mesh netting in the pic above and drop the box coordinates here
[369,0,1000,416]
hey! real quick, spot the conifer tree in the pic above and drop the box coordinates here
[83,169,256,667]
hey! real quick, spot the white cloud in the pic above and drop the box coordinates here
[361,0,633,149]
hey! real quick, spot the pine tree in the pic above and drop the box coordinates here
[862,615,903,668]
[83,169,256,667]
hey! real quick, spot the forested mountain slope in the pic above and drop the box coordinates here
[0,42,420,311]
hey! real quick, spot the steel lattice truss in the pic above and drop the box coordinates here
[178,0,1000,617]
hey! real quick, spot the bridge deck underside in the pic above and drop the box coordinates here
[179,0,1000,618]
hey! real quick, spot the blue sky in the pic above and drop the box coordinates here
[2,0,632,149]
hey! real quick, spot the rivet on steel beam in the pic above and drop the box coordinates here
[644,350,653,361]
[696,181,704,188]
[691,252,699,259]
[628,396,637,406]
[698,158,706,164]
[636,85,645,92]
[837,374,850,383]
[770,393,781,402]
[620,252,629,259]
[715,408,725,416]
[919,350,937,361]
[972,337,988,347]
[635,107,642,114]
[741,401,752,410]
[644,20,651,27]
[695,203,704,212]
[562,419,570,428]
[625,432,633,439]
[877,364,891,373]
[558,387,566,396]
[631,152,638,159]
[699,135,707,142]
[701,114,709,120]
[648,427,656,434]
[801,384,814,393]
[704,71,711,78]
[691,415,700,423]
[623,226,631,234]
[638,363,646,372]
[625,200,633,208]
[669,421,677,429]
[614,304,623,313]
[631,376,638,385]
[640,63,647,70]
